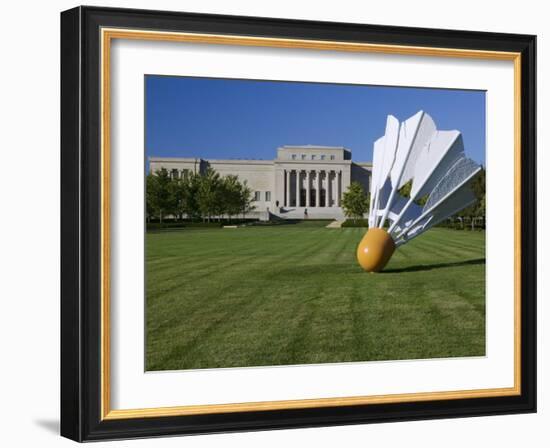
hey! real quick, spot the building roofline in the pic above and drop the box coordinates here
[274,160,352,166]
[149,156,274,165]
[149,155,372,166]
[278,145,349,150]
[149,157,201,162]
[205,159,274,165]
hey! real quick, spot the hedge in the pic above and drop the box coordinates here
[341,219,369,228]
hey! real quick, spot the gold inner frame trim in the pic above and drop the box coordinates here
[100,27,522,421]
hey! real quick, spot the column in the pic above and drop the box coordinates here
[285,169,290,207]
[321,170,326,207]
[336,171,341,207]
[321,171,326,207]
[306,171,311,207]
[295,170,300,207]
[327,170,334,207]
[315,171,320,207]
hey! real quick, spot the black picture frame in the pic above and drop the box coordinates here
[61,5,536,442]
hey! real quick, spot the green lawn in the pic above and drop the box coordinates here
[146,222,485,371]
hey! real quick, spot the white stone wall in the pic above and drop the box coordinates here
[207,160,276,211]
[351,162,372,195]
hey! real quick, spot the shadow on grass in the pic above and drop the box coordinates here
[267,258,485,278]
[384,258,485,274]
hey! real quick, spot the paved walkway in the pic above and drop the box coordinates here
[271,207,345,220]
[325,220,345,228]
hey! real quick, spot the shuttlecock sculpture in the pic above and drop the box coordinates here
[357,110,482,272]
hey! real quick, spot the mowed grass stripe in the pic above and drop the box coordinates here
[393,233,484,262]
[146,227,327,290]
[146,224,485,370]
[146,227,334,365]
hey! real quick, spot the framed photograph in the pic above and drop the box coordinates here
[60,6,536,442]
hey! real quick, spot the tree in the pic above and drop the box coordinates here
[398,179,428,206]
[476,194,486,217]
[145,186,155,223]
[178,172,201,220]
[457,167,486,230]
[168,177,185,221]
[145,166,258,223]
[146,169,174,225]
[238,180,255,220]
[398,168,486,230]
[341,182,370,222]
[222,175,244,221]
[196,168,222,222]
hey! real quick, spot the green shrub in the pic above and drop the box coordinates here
[341,219,369,228]
[146,218,261,232]
[146,222,222,231]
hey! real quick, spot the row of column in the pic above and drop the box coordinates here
[283,169,342,208]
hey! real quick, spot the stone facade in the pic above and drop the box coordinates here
[149,145,372,220]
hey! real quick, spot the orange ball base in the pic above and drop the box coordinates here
[356,228,396,272]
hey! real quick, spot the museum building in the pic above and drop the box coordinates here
[149,145,372,220]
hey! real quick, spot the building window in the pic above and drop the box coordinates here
[171,169,179,179]
[254,191,261,201]
[330,155,335,160]
[181,169,189,180]
[301,154,306,160]
[291,154,297,160]
[311,154,316,160]
[265,191,271,201]
[320,155,325,160]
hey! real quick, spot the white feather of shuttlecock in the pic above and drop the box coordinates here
[368,110,482,247]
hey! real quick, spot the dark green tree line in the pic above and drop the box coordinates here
[146,168,255,223]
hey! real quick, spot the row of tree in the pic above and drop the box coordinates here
[146,168,255,223]
[340,168,486,224]
[457,167,486,219]
[147,166,486,226]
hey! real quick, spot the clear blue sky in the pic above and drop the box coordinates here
[145,75,485,165]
